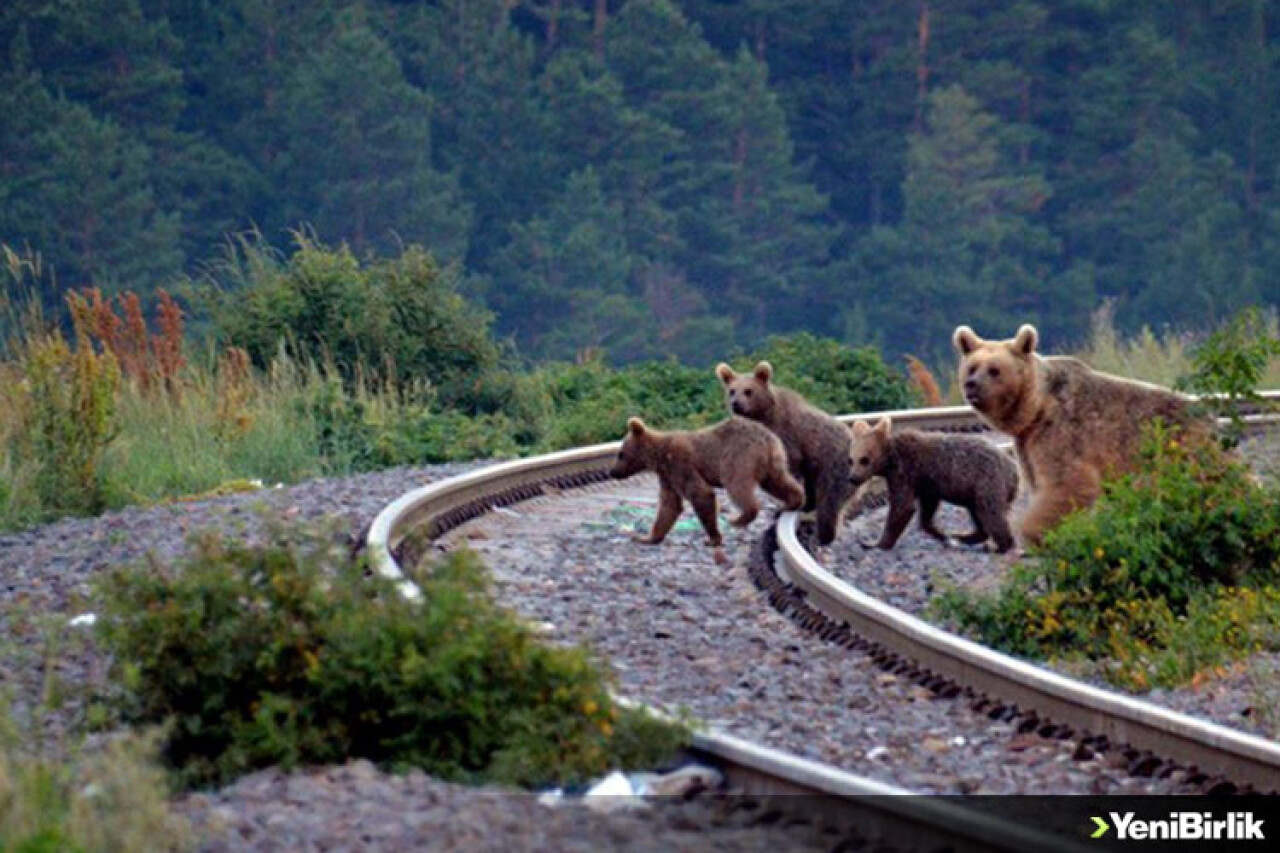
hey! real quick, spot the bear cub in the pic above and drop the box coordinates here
[848,417,1019,552]
[715,361,856,545]
[609,416,804,552]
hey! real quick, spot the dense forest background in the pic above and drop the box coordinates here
[3,0,1279,364]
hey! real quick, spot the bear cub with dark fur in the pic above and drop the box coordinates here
[715,361,856,545]
[848,417,1019,552]
[609,416,804,551]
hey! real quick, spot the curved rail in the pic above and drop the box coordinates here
[366,390,1280,833]
[365,446,1098,852]
[774,515,1280,790]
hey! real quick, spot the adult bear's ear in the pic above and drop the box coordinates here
[627,417,647,436]
[715,363,736,385]
[752,361,773,384]
[953,326,980,356]
[874,417,892,437]
[1013,324,1039,356]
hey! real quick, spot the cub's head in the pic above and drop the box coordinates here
[610,417,653,479]
[953,324,1039,420]
[715,361,777,420]
[848,418,892,486]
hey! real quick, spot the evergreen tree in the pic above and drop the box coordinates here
[492,168,648,359]
[0,73,182,297]
[270,15,470,258]
[854,85,1083,357]
[379,0,546,265]
[606,0,839,341]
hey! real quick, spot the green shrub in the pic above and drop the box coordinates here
[934,423,1280,686]
[198,233,500,410]
[0,728,189,853]
[1178,307,1280,445]
[741,333,913,414]
[96,517,688,789]
[521,337,911,450]
[21,331,120,518]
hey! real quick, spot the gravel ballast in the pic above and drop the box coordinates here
[827,431,1280,741]
[3,435,1278,848]
[450,477,1207,794]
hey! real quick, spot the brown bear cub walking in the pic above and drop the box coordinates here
[954,323,1204,545]
[609,416,804,551]
[715,361,857,545]
[848,418,1019,552]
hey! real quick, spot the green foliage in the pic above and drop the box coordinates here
[96,518,688,790]
[269,14,470,260]
[20,331,120,517]
[0,728,189,853]
[200,235,499,410]
[1178,308,1280,443]
[738,333,913,414]
[935,424,1280,688]
[7,1,1280,360]
[519,336,910,449]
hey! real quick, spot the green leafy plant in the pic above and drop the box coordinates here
[0,727,189,853]
[1178,308,1280,445]
[21,326,120,518]
[96,517,688,789]
[934,423,1280,687]
[741,333,913,415]
[198,233,500,411]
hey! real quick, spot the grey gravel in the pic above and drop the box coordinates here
[0,463,487,748]
[0,462,859,851]
[451,477,1202,794]
[4,433,1277,850]
[176,760,851,853]
[828,432,1280,742]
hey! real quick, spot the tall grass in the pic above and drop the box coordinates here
[101,354,327,507]
[0,728,189,852]
[1077,301,1280,389]
[0,290,422,529]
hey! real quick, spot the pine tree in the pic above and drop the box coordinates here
[854,85,1081,358]
[270,15,470,258]
[491,168,651,359]
[0,73,182,297]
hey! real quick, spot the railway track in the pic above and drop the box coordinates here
[366,392,1280,848]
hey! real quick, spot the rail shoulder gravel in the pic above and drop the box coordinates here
[775,513,1280,790]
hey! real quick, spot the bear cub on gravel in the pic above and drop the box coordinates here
[848,418,1019,552]
[715,361,856,546]
[609,416,804,553]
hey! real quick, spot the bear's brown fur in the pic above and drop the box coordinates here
[953,323,1204,545]
[715,361,856,545]
[848,418,1019,552]
[609,416,804,549]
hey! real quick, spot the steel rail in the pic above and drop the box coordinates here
[365,452,1097,853]
[365,390,1280,836]
[774,514,1280,790]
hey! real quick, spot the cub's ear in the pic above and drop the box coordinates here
[874,417,892,437]
[953,325,980,356]
[627,417,647,436]
[850,420,871,436]
[1013,324,1039,356]
[752,361,773,384]
[715,363,737,385]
